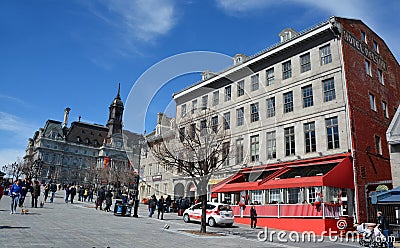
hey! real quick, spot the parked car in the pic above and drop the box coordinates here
[183,202,234,227]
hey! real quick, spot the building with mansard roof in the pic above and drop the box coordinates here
[24,85,143,187]
[172,16,400,230]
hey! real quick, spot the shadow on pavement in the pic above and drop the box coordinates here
[0,226,31,229]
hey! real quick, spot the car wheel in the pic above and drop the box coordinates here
[183,214,190,223]
[225,223,233,227]
[208,217,216,227]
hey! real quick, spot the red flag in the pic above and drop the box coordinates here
[104,157,110,168]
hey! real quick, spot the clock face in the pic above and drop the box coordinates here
[116,141,122,147]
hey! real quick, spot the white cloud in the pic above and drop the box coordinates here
[0,112,36,137]
[0,148,25,168]
[215,0,399,61]
[216,0,367,16]
[89,0,176,42]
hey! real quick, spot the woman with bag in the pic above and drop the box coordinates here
[9,179,22,214]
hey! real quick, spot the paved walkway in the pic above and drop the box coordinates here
[0,190,368,248]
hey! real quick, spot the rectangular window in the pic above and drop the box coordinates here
[225,85,231,102]
[269,189,280,203]
[320,45,332,65]
[250,190,263,205]
[308,187,321,203]
[211,116,218,133]
[179,127,185,142]
[266,97,276,118]
[266,131,276,159]
[382,101,388,118]
[236,107,244,126]
[326,117,340,149]
[213,91,219,106]
[180,104,186,118]
[369,93,376,111]
[200,120,207,134]
[302,85,314,108]
[235,138,244,164]
[222,142,230,166]
[250,135,259,162]
[284,127,295,156]
[202,95,208,110]
[365,60,371,76]
[251,74,259,91]
[375,135,382,155]
[361,30,366,43]
[323,78,336,102]
[300,53,311,73]
[283,91,294,113]
[191,100,197,114]
[224,112,230,130]
[282,61,292,79]
[237,80,244,97]
[288,188,300,204]
[373,40,379,53]
[304,122,316,153]
[266,68,274,86]
[378,69,384,85]
[190,123,196,138]
[250,103,259,122]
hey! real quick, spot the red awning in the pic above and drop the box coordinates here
[211,153,354,193]
[213,181,259,193]
[259,176,323,189]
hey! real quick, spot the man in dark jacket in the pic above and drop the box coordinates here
[377,211,393,248]
[50,182,57,203]
[250,204,257,229]
[157,195,165,220]
[96,187,105,210]
[69,185,76,204]
[31,180,41,208]
[104,190,113,212]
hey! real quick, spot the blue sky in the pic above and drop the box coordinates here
[0,0,399,167]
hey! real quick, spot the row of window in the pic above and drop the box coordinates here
[180,44,334,118]
[369,93,389,118]
[180,78,337,134]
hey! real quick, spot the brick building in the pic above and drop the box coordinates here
[172,16,400,228]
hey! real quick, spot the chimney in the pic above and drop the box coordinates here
[63,107,71,128]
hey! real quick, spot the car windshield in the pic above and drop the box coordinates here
[218,205,232,211]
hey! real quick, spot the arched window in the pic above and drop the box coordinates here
[77,136,81,143]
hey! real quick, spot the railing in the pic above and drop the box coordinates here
[232,203,341,219]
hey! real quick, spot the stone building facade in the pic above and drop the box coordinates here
[172,17,400,223]
[24,86,143,188]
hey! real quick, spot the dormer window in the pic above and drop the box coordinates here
[279,28,299,42]
[77,136,82,143]
[233,54,248,65]
[85,138,90,145]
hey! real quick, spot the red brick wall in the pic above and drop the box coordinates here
[337,18,400,222]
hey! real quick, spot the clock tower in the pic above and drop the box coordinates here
[107,83,124,138]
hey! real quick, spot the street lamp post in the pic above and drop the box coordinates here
[132,138,145,218]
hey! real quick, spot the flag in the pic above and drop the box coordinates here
[104,157,110,168]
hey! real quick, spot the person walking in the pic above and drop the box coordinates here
[250,204,257,229]
[64,184,70,203]
[96,187,105,210]
[9,179,22,214]
[31,180,40,208]
[49,182,57,203]
[69,185,76,204]
[377,211,393,248]
[43,183,50,203]
[88,187,94,202]
[104,190,113,212]
[165,195,171,213]
[19,178,30,208]
[157,195,165,220]
[148,195,157,217]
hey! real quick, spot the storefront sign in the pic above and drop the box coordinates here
[343,29,387,71]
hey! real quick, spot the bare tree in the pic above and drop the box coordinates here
[148,110,231,233]
[2,159,25,181]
